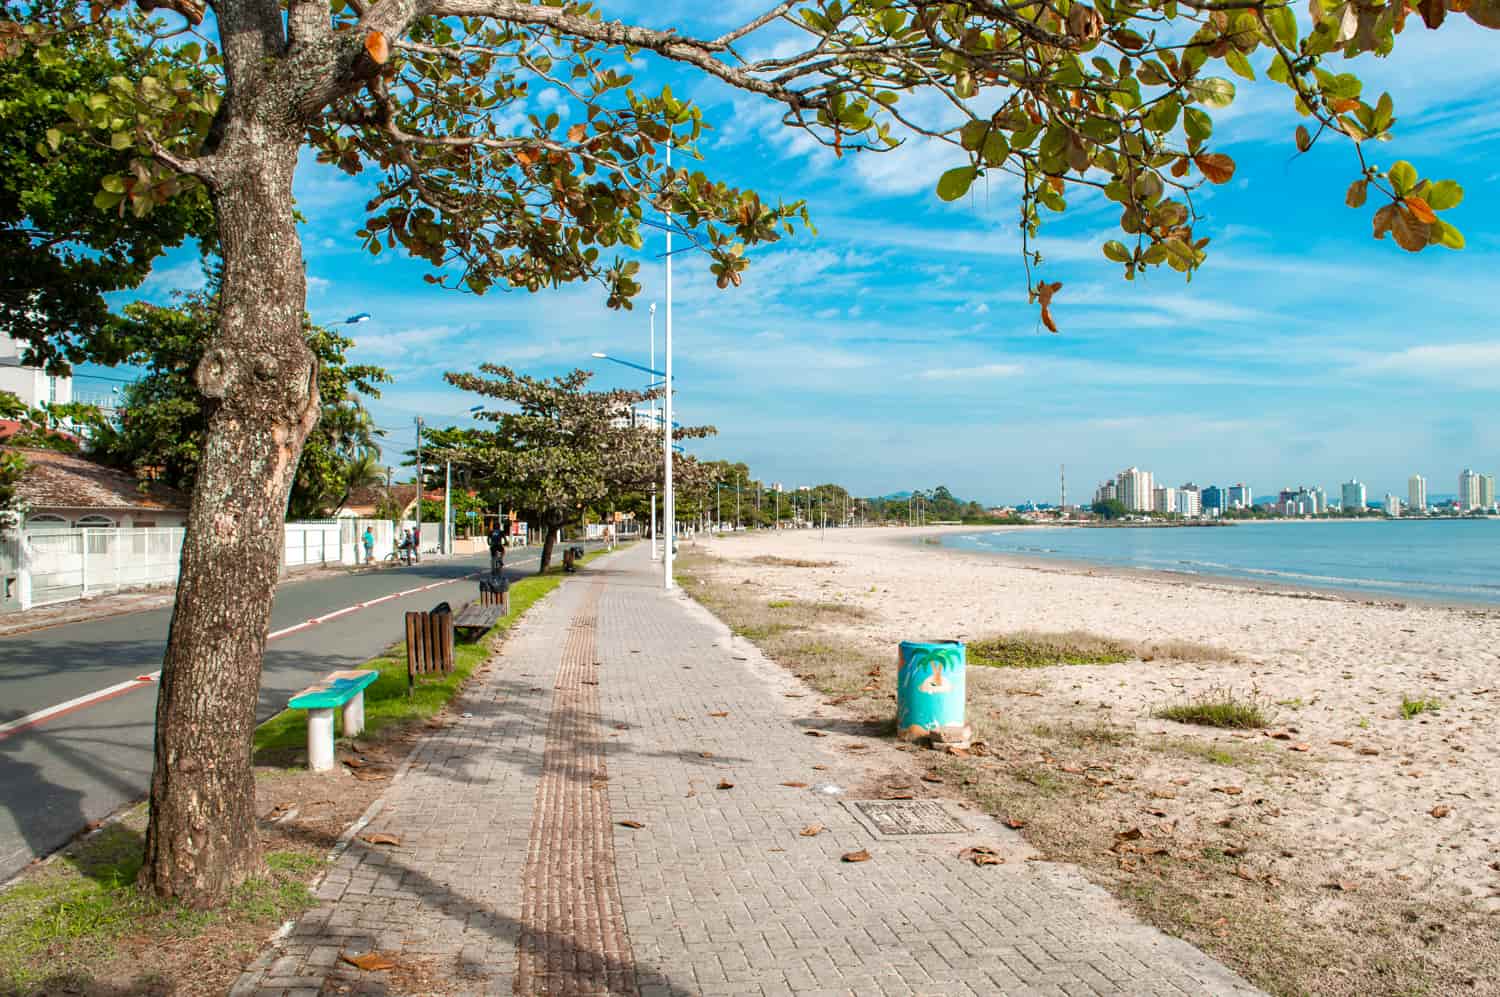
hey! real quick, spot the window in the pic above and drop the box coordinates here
[24,514,67,530]
[74,515,116,528]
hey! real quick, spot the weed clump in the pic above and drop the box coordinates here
[1152,687,1269,729]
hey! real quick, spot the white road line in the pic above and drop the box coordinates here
[0,556,535,742]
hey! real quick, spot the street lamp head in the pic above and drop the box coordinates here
[590,351,608,359]
[345,312,372,324]
[468,405,485,414]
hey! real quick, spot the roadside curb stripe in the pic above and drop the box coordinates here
[0,564,509,743]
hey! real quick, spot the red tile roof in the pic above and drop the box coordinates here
[4,447,187,512]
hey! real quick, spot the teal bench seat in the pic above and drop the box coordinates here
[287,669,378,771]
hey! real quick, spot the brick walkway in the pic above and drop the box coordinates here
[234,546,1261,997]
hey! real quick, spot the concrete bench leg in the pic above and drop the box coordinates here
[341,691,365,738]
[306,708,335,772]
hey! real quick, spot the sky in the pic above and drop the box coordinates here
[105,5,1500,506]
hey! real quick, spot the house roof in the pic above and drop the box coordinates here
[5,447,188,512]
[340,483,420,515]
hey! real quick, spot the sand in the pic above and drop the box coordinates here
[689,525,1500,913]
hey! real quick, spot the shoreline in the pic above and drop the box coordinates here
[885,524,1500,616]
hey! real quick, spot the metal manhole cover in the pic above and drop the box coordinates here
[847,800,970,836]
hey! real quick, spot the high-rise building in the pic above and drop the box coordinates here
[1116,467,1153,512]
[1094,480,1117,505]
[1174,488,1201,518]
[1311,486,1327,514]
[1482,474,1496,512]
[1385,493,1402,517]
[1227,483,1253,510]
[1408,474,1426,514]
[1152,486,1177,515]
[1340,480,1367,512]
[1459,469,1482,512]
[1201,485,1225,515]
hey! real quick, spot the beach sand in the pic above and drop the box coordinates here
[679,525,1500,993]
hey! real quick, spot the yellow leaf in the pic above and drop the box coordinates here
[1404,196,1437,224]
[1193,153,1236,184]
[567,123,587,143]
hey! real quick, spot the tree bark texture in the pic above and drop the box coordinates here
[539,521,560,573]
[141,117,317,904]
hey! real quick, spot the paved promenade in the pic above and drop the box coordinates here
[234,545,1260,996]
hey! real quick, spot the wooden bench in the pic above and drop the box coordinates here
[406,607,455,695]
[287,669,379,772]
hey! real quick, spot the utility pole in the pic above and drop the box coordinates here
[650,302,658,562]
[443,460,452,556]
[1060,463,1066,519]
[413,416,424,562]
[735,479,740,531]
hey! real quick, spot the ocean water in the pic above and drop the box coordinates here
[940,519,1500,606]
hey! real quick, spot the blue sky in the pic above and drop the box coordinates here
[110,6,1500,505]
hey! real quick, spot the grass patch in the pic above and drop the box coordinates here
[968,631,1132,669]
[1400,695,1441,720]
[1152,686,1269,729]
[254,548,607,759]
[0,820,315,994]
[767,599,792,609]
[746,555,838,568]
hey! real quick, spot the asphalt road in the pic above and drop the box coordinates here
[0,547,552,882]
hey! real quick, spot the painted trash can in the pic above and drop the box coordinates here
[896,640,966,740]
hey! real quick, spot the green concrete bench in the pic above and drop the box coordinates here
[287,669,379,772]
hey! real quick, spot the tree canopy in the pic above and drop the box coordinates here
[90,289,391,515]
[0,3,213,367]
[435,363,715,568]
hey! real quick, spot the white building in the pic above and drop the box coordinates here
[0,333,72,412]
[1459,469,1482,512]
[1174,488,1201,518]
[1152,486,1177,515]
[1340,480,1367,512]
[1310,486,1327,514]
[1408,474,1427,514]
[1483,474,1497,512]
[1385,493,1402,517]
[1116,467,1154,512]
[1227,483,1253,510]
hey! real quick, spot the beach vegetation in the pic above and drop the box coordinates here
[748,555,838,569]
[1400,696,1441,720]
[969,631,1133,669]
[767,599,792,609]
[1152,687,1269,730]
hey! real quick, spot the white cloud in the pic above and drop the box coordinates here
[1358,342,1500,385]
[918,362,1023,380]
[140,260,207,297]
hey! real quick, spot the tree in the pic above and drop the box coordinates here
[90,290,391,514]
[0,5,213,367]
[439,364,713,571]
[1092,498,1128,520]
[8,0,1491,906]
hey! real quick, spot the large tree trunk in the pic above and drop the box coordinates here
[538,520,560,573]
[140,121,317,905]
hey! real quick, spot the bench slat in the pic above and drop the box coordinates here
[288,669,379,710]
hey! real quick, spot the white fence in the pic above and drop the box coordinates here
[6,519,388,611]
[25,527,186,608]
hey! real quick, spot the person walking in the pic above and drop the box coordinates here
[361,526,375,565]
[487,521,506,574]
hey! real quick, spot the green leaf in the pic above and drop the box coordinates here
[1224,48,1256,82]
[981,132,1010,167]
[1267,4,1298,48]
[1183,107,1213,143]
[45,128,62,151]
[1387,160,1417,196]
[1102,240,1132,263]
[936,166,978,202]
[92,189,124,211]
[110,131,132,150]
[1187,77,1236,109]
[101,174,126,193]
[1425,179,1463,211]
[1430,218,1465,250]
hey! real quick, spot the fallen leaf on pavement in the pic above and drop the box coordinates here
[1224,846,1247,857]
[341,952,397,972]
[360,832,401,846]
[959,845,1004,866]
[921,773,944,784]
[342,756,367,768]
[1233,865,1256,881]
[1357,747,1380,756]
[883,792,915,800]
[780,782,808,788]
[614,723,630,730]
[1004,818,1026,829]
[799,824,824,837]
[1330,739,1353,747]
[805,730,828,737]
[811,764,828,770]
[1058,764,1084,774]
[1431,805,1452,818]
[618,820,645,829]
[1290,743,1311,752]
[1213,786,1244,796]
[717,780,735,790]
[1324,880,1359,892]
[1269,731,1292,741]
[708,711,729,718]
[350,769,389,782]
[841,849,872,863]
[1114,827,1144,842]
